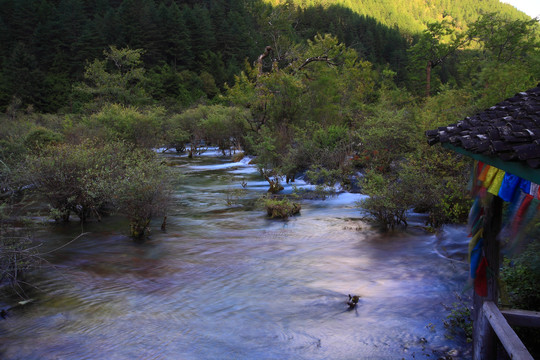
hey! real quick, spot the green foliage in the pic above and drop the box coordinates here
[444,293,473,343]
[24,127,64,152]
[472,62,539,111]
[401,145,471,227]
[88,103,164,148]
[305,165,346,187]
[144,65,194,109]
[354,99,417,173]
[168,104,250,155]
[500,238,540,357]
[358,171,412,230]
[501,240,540,311]
[263,196,301,219]
[23,141,124,222]
[115,148,171,239]
[407,17,469,96]
[468,13,540,64]
[0,139,26,169]
[78,46,150,109]
[0,0,532,113]
[198,105,250,154]
[21,141,170,238]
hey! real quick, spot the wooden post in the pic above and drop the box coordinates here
[473,195,503,360]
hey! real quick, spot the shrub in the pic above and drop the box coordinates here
[24,127,64,152]
[305,165,345,187]
[354,102,416,173]
[501,240,540,311]
[88,104,164,148]
[443,293,473,343]
[358,170,412,230]
[115,149,171,239]
[0,140,26,169]
[0,231,41,295]
[500,238,540,357]
[263,196,301,219]
[400,145,471,227]
[23,141,121,222]
[22,141,170,238]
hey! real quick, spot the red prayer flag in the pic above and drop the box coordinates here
[474,256,488,297]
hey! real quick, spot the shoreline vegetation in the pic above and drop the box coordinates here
[1,0,539,352]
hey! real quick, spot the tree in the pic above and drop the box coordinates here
[185,5,216,71]
[460,13,540,108]
[78,46,149,108]
[468,12,540,64]
[156,2,191,70]
[2,42,44,108]
[408,18,469,97]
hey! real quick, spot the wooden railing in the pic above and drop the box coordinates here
[476,301,536,360]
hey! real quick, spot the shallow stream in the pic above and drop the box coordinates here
[0,150,472,359]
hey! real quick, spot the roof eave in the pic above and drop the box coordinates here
[442,143,540,184]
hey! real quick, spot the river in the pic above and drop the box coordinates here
[0,150,472,359]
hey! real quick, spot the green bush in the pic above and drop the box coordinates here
[0,139,27,169]
[400,145,472,227]
[22,141,170,238]
[115,149,171,239]
[263,196,301,219]
[358,170,412,230]
[88,104,164,148]
[443,293,473,343]
[305,165,345,187]
[501,240,540,311]
[500,238,540,357]
[354,102,416,173]
[24,141,123,222]
[24,127,64,152]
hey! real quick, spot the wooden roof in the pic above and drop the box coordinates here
[426,84,540,172]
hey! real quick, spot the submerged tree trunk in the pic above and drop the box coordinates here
[130,218,151,240]
[264,175,284,194]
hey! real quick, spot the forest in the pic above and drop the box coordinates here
[1,0,540,355]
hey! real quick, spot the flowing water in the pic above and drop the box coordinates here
[0,150,472,359]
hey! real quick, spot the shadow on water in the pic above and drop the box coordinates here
[0,150,472,359]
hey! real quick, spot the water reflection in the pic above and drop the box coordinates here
[0,152,471,359]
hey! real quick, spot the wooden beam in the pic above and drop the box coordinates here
[501,309,540,328]
[442,143,540,184]
[483,301,534,360]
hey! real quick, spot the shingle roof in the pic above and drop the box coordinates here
[426,84,540,168]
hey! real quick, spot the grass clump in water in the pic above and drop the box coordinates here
[262,196,301,219]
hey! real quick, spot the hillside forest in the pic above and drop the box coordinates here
[1,0,540,332]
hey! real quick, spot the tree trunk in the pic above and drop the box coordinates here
[264,175,284,194]
[426,60,432,97]
[257,46,273,76]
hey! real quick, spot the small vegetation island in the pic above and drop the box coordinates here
[0,0,539,358]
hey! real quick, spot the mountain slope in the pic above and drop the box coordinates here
[266,0,531,33]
